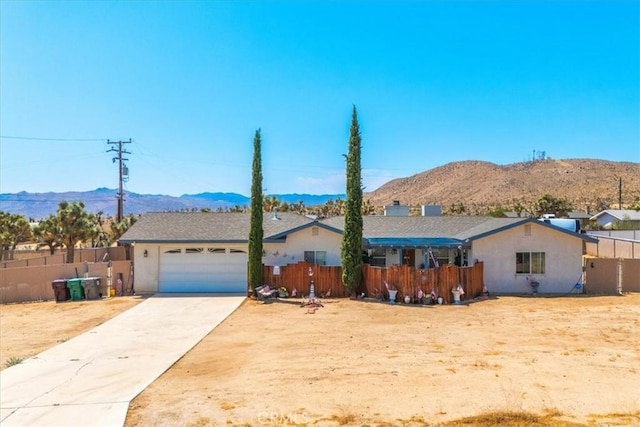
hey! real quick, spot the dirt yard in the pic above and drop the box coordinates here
[2,295,639,426]
[0,296,144,368]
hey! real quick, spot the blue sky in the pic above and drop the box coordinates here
[1,1,638,197]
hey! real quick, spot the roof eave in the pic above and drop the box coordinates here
[118,239,248,245]
[266,221,343,240]
[465,218,598,243]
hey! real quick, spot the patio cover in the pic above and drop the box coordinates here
[365,237,463,248]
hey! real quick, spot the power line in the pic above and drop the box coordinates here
[0,135,106,142]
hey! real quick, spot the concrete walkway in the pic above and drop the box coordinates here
[0,294,245,427]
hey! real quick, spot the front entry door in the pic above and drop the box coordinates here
[402,249,415,267]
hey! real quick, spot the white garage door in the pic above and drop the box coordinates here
[159,247,248,293]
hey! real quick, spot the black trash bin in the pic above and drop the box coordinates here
[82,277,102,300]
[52,279,70,302]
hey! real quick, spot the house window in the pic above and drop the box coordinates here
[311,226,319,236]
[164,249,181,254]
[368,247,386,267]
[427,248,449,267]
[304,250,326,265]
[230,249,246,253]
[516,252,545,274]
[185,248,203,254]
[208,248,226,254]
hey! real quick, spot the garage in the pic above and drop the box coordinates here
[158,247,248,293]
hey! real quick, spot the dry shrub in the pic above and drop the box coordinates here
[329,413,357,424]
[439,410,583,427]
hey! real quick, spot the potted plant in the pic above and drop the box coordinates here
[278,286,289,298]
[383,280,398,304]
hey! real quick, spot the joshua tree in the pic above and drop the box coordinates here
[55,201,98,263]
[0,212,32,260]
[33,215,63,255]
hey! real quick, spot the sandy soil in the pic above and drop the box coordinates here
[2,295,639,426]
[126,295,640,426]
[0,296,144,369]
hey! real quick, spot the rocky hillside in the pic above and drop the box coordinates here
[365,159,640,214]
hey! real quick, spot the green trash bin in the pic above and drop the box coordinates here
[67,278,85,301]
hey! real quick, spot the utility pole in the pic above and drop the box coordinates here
[618,177,622,209]
[107,139,132,222]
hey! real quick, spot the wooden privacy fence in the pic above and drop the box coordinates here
[263,262,346,297]
[361,262,484,304]
[262,262,484,304]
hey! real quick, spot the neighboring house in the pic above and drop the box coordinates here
[567,211,591,229]
[120,205,597,295]
[589,209,640,229]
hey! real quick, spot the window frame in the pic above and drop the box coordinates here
[304,250,327,265]
[516,251,545,274]
[368,247,386,267]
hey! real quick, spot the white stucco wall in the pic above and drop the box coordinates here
[132,226,341,293]
[263,225,342,266]
[131,243,160,294]
[385,250,400,266]
[472,222,585,294]
[131,242,250,294]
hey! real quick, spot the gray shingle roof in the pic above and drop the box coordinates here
[322,215,596,244]
[568,211,591,219]
[119,211,315,243]
[321,215,523,239]
[119,212,596,245]
[589,209,640,221]
[452,217,526,240]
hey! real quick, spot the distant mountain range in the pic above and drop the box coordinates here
[3,159,639,219]
[0,188,346,220]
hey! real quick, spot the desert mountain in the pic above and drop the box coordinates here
[3,159,638,219]
[364,159,640,214]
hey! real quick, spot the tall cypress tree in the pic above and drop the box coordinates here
[341,106,363,296]
[248,129,264,291]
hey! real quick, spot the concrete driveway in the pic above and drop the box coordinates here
[0,293,245,427]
